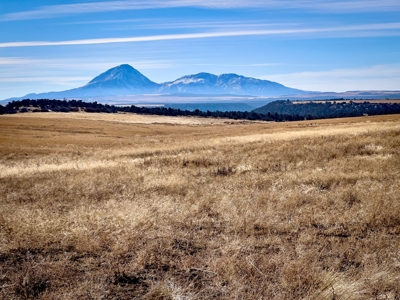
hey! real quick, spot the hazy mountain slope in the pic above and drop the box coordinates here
[159,72,305,96]
[159,73,219,94]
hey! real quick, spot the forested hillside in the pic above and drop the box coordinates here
[253,100,400,118]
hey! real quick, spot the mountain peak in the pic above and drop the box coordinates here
[83,64,159,94]
[111,64,142,74]
[160,72,219,94]
[117,63,134,68]
[219,73,241,77]
[87,64,142,85]
[176,72,218,81]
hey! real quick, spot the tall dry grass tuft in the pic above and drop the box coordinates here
[0,113,400,299]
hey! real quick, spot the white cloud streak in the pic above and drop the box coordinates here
[108,20,296,30]
[2,0,400,21]
[0,76,92,84]
[0,23,399,48]
[264,64,400,92]
[194,63,280,67]
[0,57,40,65]
[1,0,250,21]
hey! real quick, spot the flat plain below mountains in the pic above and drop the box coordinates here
[1,112,399,299]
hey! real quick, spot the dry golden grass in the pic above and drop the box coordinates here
[1,112,400,299]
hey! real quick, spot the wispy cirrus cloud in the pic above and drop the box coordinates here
[0,76,92,84]
[0,57,41,65]
[2,0,400,21]
[264,64,400,92]
[194,63,280,67]
[0,57,177,70]
[0,22,399,48]
[2,0,258,21]
[73,18,303,33]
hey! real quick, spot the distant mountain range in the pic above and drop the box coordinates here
[159,72,305,96]
[2,64,399,105]
[3,64,307,101]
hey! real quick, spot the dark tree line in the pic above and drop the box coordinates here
[0,99,303,122]
[2,99,115,113]
[1,99,399,121]
[253,100,400,119]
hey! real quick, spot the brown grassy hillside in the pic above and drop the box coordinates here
[1,112,399,299]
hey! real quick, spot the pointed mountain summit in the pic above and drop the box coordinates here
[83,64,160,94]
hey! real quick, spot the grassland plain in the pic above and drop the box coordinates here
[0,112,399,299]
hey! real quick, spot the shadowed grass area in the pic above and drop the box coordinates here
[0,113,400,299]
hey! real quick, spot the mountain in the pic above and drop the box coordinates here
[79,64,160,95]
[160,73,219,94]
[18,64,160,100]
[159,72,305,96]
[3,64,307,102]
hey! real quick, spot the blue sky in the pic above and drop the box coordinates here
[1,0,399,99]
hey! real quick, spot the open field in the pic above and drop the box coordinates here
[1,112,400,299]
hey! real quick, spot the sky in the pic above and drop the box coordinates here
[0,0,400,99]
